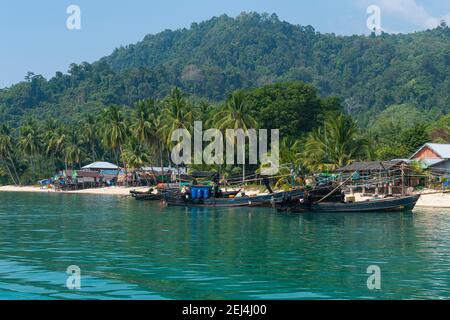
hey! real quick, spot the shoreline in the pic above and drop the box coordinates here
[1,185,450,208]
[0,185,264,197]
[415,193,450,208]
[0,185,145,196]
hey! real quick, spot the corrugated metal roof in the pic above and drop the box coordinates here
[418,158,445,168]
[82,162,119,170]
[141,167,187,174]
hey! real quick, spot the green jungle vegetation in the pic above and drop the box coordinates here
[1,12,450,185]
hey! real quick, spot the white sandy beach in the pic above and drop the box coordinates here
[416,193,450,208]
[0,185,151,196]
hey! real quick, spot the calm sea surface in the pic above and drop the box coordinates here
[0,192,450,300]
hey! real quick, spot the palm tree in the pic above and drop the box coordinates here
[80,114,100,162]
[100,105,129,168]
[214,91,257,131]
[131,98,163,181]
[257,137,301,189]
[46,125,68,169]
[159,88,195,145]
[0,125,21,185]
[131,99,154,145]
[300,114,370,172]
[122,137,150,170]
[159,88,195,176]
[198,100,215,127]
[214,91,257,183]
[63,127,86,169]
[18,119,42,179]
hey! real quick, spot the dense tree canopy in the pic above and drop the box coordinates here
[242,82,342,139]
[0,12,449,127]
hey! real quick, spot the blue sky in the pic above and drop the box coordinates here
[1,0,449,88]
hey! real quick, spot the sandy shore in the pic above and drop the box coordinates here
[2,185,450,208]
[416,193,450,208]
[0,185,152,196]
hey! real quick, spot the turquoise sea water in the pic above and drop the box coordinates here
[0,192,450,300]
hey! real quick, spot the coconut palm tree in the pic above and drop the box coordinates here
[159,88,196,178]
[0,125,21,185]
[214,91,257,131]
[122,136,150,170]
[148,100,166,176]
[257,137,302,189]
[300,114,370,172]
[159,88,195,145]
[63,127,86,169]
[80,114,101,162]
[46,125,68,168]
[100,105,129,168]
[131,99,154,145]
[18,119,42,179]
[214,91,257,183]
[131,98,165,180]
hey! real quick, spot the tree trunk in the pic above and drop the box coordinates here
[91,144,96,162]
[8,157,21,186]
[29,156,36,181]
[159,142,164,182]
[1,159,17,185]
[242,144,246,185]
[113,148,119,169]
[166,149,172,184]
[150,167,157,186]
[112,148,120,186]
[119,144,128,187]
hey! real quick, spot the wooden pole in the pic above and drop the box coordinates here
[401,163,405,196]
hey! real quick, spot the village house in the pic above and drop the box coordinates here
[410,143,450,175]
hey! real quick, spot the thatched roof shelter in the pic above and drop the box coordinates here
[337,160,407,173]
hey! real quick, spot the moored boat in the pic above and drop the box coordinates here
[278,194,420,213]
[164,186,304,208]
[130,188,164,201]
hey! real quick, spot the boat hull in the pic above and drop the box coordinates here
[130,190,164,201]
[280,195,420,213]
[164,189,304,208]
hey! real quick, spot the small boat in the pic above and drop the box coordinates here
[130,188,164,201]
[278,194,420,213]
[164,186,304,208]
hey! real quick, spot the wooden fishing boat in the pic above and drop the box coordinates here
[164,187,304,208]
[278,194,420,213]
[130,189,164,201]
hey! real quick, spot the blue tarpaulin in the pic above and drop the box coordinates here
[38,179,52,186]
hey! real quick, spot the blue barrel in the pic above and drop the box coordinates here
[198,188,204,199]
[191,188,198,200]
[203,187,210,199]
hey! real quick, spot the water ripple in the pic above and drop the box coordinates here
[1,193,450,299]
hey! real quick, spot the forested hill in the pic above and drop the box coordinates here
[1,12,450,126]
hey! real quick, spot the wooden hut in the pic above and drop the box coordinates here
[337,160,409,195]
[410,143,450,176]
